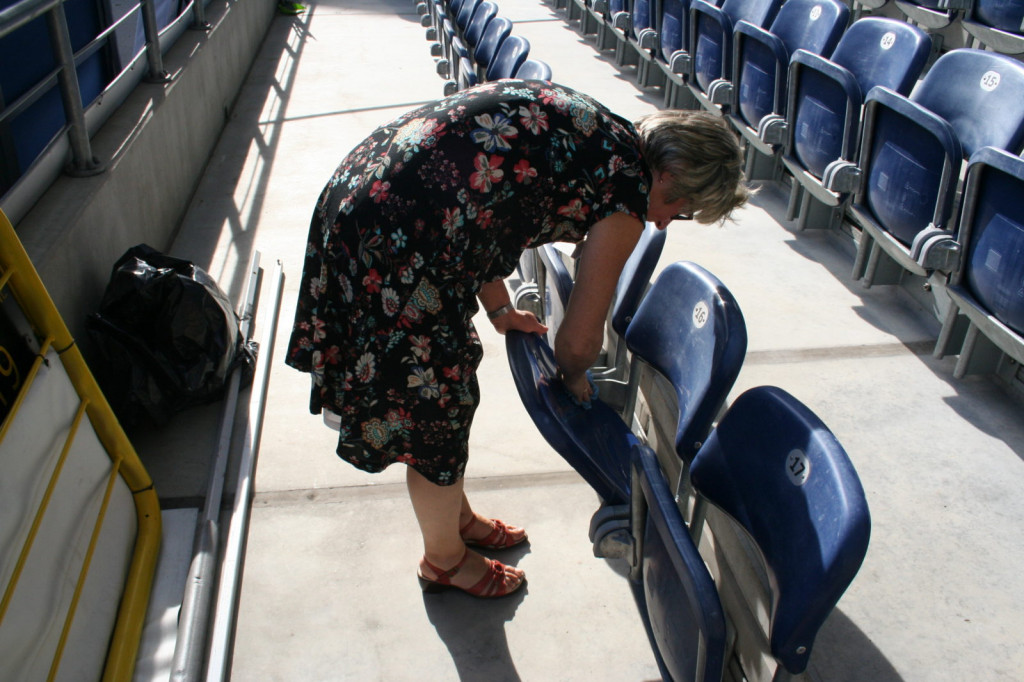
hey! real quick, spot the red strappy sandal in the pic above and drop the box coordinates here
[459,517,528,550]
[418,551,525,598]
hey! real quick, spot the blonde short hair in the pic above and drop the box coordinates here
[635,110,749,224]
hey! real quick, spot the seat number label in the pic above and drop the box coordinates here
[693,301,709,328]
[786,449,810,486]
[980,71,1001,92]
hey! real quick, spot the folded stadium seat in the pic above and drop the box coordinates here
[608,445,727,682]
[436,30,471,84]
[849,48,1024,287]
[893,0,971,64]
[655,0,718,109]
[515,58,554,80]
[933,148,1024,378]
[506,260,746,506]
[961,0,1024,56]
[685,0,783,116]
[723,0,849,181]
[473,16,513,80]
[778,17,929,232]
[431,16,458,77]
[610,0,667,85]
[463,0,498,56]
[455,0,482,38]
[484,35,531,81]
[620,0,670,88]
[850,0,890,21]
[591,0,630,51]
[688,385,871,680]
[590,223,667,414]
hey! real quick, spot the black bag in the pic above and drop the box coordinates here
[87,244,254,426]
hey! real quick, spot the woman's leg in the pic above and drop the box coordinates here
[406,466,523,590]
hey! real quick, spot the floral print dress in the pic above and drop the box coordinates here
[286,79,650,485]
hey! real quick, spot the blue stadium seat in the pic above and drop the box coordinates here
[506,328,639,504]
[893,0,968,34]
[515,58,554,80]
[850,48,1024,286]
[506,260,746,504]
[688,385,871,677]
[686,0,783,114]
[724,0,849,180]
[485,35,531,81]
[464,0,498,53]
[592,0,630,51]
[654,0,720,109]
[456,0,481,36]
[962,0,1024,56]
[622,261,747,464]
[593,224,667,391]
[778,17,929,231]
[473,16,513,80]
[623,445,727,682]
[615,0,661,84]
[934,147,1024,378]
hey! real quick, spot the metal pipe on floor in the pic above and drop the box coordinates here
[205,259,284,682]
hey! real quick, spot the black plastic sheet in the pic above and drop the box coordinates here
[88,244,254,426]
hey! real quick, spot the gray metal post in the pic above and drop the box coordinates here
[140,0,170,82]
[45,1,103,175]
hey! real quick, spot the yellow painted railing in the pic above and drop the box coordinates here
[0,208,160,681]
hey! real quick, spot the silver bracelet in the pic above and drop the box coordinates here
[487,303,515,320]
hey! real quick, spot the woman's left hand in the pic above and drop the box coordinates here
[491,308,549,336]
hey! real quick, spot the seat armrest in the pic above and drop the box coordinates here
[910,225,962,272]
[638,27,658,50]
[669,49,691,74]
[821,159,862,195]
[613,10,631,31]
[757,114,787,146]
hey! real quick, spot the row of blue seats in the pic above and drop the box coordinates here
[508,239,871,680]
[556,0,1024,379]
[417,0,554,94]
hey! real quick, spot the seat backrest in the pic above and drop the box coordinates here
[911,49,1024,159]
[456,0,481,32]
[970,0,1024,32]
[465,0,497,49]
[734,0,848,126]
[688,385,871,675]
[692,0,781,91]
[659,0,692,63]
[632,444,727,682]
[786,17,928,176]
[629,0,655,41]
[610,223,668,338]
[473,16,512,71]
[486,34,530,81]
[769,0,848,59]
[515,58,553,81]
[537,243,574,343]
[624,261,747,462]
[830,17,930,97]
[958,147,1024,336]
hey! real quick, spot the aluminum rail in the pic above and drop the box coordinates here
[169,253,262,682]
[205,259,284,682]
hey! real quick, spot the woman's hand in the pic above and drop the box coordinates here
[491,308,549,336]
[559,368,596,405]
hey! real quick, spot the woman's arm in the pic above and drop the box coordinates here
[478,279,548,335]
[555,212,644,402]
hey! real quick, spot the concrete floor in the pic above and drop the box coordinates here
[153,0,1024,679]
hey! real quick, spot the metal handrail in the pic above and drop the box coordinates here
[0,0,210,179]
